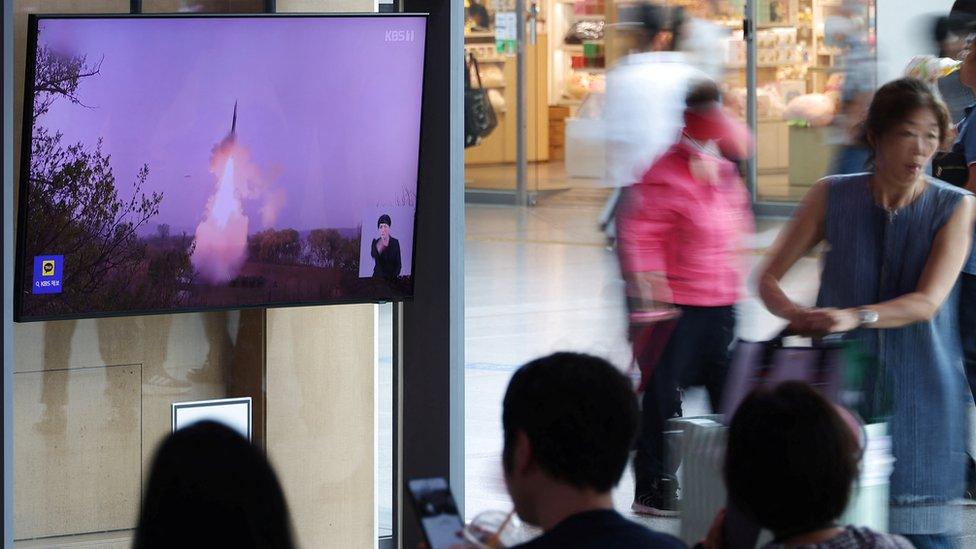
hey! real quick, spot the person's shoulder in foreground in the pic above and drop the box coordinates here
[762,526,912,549]
[514,509,686,548]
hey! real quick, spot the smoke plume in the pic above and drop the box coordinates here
[191,104,287,284]
[191,135,249,284]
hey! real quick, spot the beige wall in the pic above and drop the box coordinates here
[14,314,239,539]
[14,306,376,545]
[13,0,380,545]
[266,305,377,549]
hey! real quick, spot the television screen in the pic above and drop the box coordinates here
[16,14,426,322]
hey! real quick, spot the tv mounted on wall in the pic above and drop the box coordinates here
[16,13,427,322]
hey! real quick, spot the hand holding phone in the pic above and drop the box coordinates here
[408,478,467,549]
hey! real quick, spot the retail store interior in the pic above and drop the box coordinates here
[465,0,872,204]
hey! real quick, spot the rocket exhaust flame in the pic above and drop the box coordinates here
[191,103,249,284]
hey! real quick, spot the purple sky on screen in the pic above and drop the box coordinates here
[36,17,425,232]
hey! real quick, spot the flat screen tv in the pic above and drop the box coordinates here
[16,14,427,322]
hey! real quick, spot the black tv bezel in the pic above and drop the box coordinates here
[15,12,429,323]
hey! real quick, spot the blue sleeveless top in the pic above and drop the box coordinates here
[817,173,970,535]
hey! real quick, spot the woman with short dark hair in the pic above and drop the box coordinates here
[757,77,976,547]
[717,382,911,548]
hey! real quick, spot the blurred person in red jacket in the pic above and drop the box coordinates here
[617,79,754,517]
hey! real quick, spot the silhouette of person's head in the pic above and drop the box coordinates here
[725,382,860,539]
[134,421,295,549]
[502,352,639,527]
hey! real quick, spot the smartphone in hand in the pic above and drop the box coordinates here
[408,477,467,549]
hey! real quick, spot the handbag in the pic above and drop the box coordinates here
[721,334,845,423]
[932,150,968,187]
[464,52,498,148]
[722,333,889,424]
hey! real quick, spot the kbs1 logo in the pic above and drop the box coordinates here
[32,255,64,295]
[385,29,415,42]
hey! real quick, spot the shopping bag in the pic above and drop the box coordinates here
[840,422,894,532]
[723,333,890,422]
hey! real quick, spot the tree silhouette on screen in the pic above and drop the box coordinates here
[24,43,167,315]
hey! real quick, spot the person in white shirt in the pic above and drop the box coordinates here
[601,4,706,239]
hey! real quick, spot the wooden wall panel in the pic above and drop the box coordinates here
[265,305,376,549]
[13,313,242,540]
[14,365,141,539]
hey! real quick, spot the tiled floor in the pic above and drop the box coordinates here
[460,193,976,544]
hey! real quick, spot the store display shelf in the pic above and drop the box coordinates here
[807,65,844,73]
[557,97,584,106]
[560,41,604,49]
[724,62,803,69]
[756,23,802,30]
[465,30,496,39]
[572,67,605,73]
[571,14,605,20]
[466,55,508,63]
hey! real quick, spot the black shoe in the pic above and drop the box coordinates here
[632,477,680,517]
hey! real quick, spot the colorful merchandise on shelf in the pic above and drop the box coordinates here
[582,41,603,58]
[585,56,605,68]
[565,72,605,99]
[572,0,604,15]
[564,20,604,44]
[784,93,836,128]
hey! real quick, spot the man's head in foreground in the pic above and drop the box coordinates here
[502,352,639,527]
